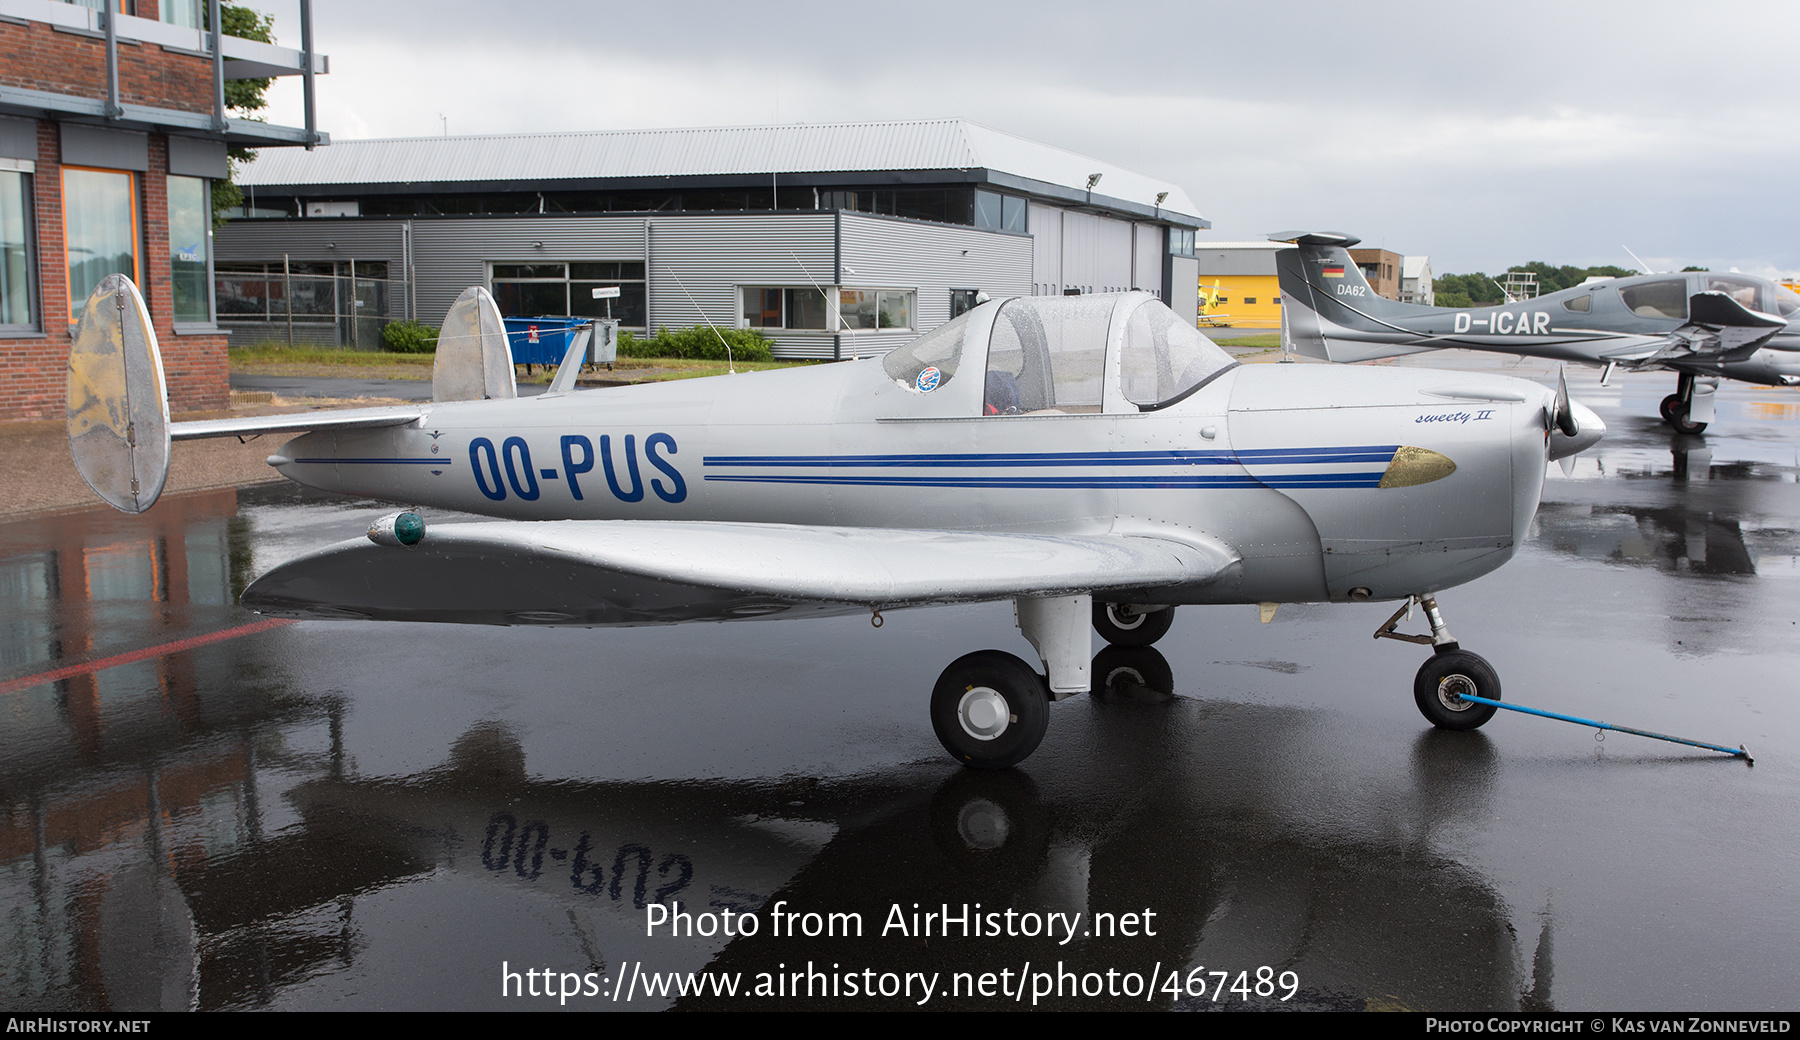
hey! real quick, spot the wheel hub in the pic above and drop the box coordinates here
[1436,673,1478,711]
[1107,604,1146,630]
[956,797,1010,850]
[957,687,1011,741]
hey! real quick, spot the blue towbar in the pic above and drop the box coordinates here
[1457,694,1752,765]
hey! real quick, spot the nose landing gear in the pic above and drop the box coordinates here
[1375,594,1504,730]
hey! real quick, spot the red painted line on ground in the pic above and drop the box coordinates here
[0,617,297,694]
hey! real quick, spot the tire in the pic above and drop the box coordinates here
[1093,602,1175,647]
[1413,649,1501,731]
[1090,645,1175,700]
[1660,393,1681,423]
[931,650,1051,769]
[1669,409,1707,435]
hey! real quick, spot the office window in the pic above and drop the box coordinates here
[160,0,200,27]
[63,168,137,321]
[741,287,828,331]
[838,289,915,331]
[491,261,646,327]
[0,169,33,330]
[168,175,210,323]
[974,190,1027,233]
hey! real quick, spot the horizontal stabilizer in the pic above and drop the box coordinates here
[242,521,1236,626]
[1268,230,1362,248]
[172,406,423,442]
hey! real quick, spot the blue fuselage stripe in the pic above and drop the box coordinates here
[291,458,447,465]
[702,446,1399,469]
[703,473,1385,489]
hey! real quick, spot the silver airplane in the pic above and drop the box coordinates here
[65,274,1602,769]
[1273,232,1800,434]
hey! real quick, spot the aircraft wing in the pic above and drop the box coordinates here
[241,521,1235,625]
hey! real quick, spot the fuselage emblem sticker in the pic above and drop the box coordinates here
[917,366,942,393]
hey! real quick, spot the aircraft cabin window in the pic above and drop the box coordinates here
[1618,279,1688,321]
[1705,275,1764,311]
[883,307,972,392]
[1563,294,1591,313]
[1772,283,1800,319]
[983,295,1111,415]
[1120,300,1236,410]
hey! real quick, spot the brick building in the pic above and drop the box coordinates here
[0,0,325,422]
[1348,247,1404,302]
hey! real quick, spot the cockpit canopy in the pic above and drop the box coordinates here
[883,293,1236,413]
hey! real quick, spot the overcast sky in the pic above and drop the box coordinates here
[252,0,1800,278]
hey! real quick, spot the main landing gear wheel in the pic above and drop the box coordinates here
[931,650,1050,769]
[1093,602,1174,647]
[1660,393,1681,423]
[1413,649,1501,731]
[1669,410,1708,435]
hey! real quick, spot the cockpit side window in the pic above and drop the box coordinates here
[983,296,1110,415]
[883,309,970,393]
[1705,275,1764,311]
[1618,278,1688,321]
[1562,294,1591,313]
[1120,302,1237,410]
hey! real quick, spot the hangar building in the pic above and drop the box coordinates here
[216,119,1208,358]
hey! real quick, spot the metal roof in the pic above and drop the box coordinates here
[237,118,1204,224]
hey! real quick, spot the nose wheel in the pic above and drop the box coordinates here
[1093,601,1175,646]
[1375,594,1504,731]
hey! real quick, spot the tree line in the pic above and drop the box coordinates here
[1431,261,1705,308]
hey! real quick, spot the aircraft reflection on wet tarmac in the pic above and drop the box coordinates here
[4,363,1799,1012]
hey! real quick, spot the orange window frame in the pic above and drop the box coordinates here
[61,165,140,322]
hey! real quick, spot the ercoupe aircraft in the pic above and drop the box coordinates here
[1273,232,1800,434]
[66,275,1602,768]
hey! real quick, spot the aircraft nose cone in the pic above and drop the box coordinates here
[1547,400,1605,461]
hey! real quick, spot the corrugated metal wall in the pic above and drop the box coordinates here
[1031,203,1063,294]
[837,212,1033,358]
[640,213,836,356]
[1132,224,1163,295]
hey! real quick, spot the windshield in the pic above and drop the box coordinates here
[1120,300,1237,409]
[883,308,972,392]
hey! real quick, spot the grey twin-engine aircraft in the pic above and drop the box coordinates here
[66,274,1602,769]
[1273,232,1800,434]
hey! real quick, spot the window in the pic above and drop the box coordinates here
[741,287,828,330]
[1563,294,1591,313]
[883,308,976,392]
[63,168,137,322]
[491,261,646,327]
[1619,278,1687,321]
[160,0,200,28]
[168,175,211,324]
[838,289,914,331]
[1168,228,1196,257]
[974,190,1027,233]
[1120,300,1236,410]
[950,289,982,318]
[0,167,34,331]
[983,295,1113,415]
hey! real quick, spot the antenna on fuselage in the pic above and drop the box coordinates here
[1622,245,1657,276]
[666,265,736,374]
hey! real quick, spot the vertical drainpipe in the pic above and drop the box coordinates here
[642,219,652,333]
[832,209,841,361]
[300,0,317,150]
[209,0,225,130]
[404,220,415,322]
[103,7,120,119]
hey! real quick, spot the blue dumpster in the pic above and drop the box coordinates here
[504,316,588,367]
